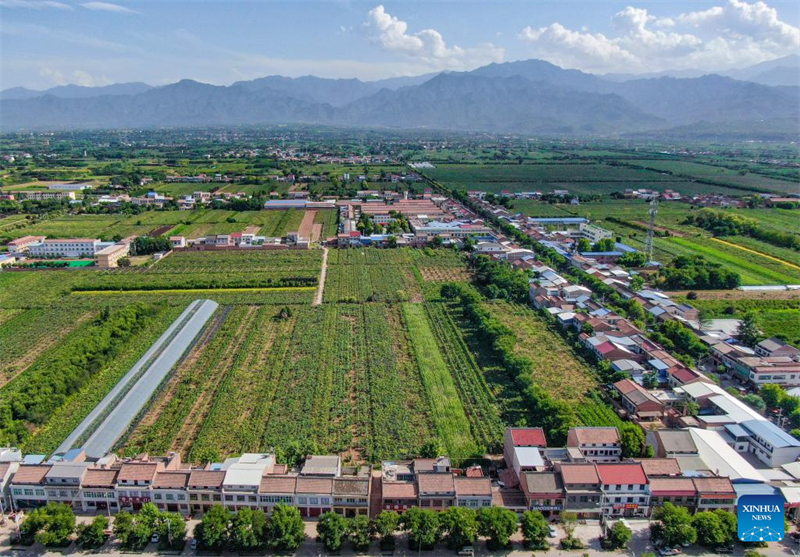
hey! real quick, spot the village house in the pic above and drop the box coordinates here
[566,427,622,463]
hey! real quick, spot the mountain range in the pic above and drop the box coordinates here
[1,57,797,137]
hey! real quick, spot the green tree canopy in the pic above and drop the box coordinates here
[348,514,372,552]
[77,515,109,549]
[266,504,305,552]
[317,511,349,552]
[520,510,550,550]
[477,506,518,550]
[440,507,479,550]
[20,503,76,547]
[650,502,697,547]
[402,507,441,550]
[197,505,231,550]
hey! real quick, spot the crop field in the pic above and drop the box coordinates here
[664,237,800,285]
[627,160,799,195]
[77,250,322,292]
[325,249,423,303]
[425,162,757,196]
[483,302,597,405]
[0,209,312,242]
[0,308,96,387]
[122,303,437,462]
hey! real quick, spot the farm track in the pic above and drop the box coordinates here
[711,237,800,272]
[171,306,260,456]
[313,247,328,306]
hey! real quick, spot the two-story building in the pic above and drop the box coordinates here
[597,463,650,518]
[567,427,622,462]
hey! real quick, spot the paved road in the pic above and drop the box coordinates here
[56,299,218,458]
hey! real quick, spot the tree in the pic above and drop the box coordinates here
[440,507,478,550]
[630,275,645,291]
[738,313,761,347]
[760,384,785,410]
[197,505,230,550]
[20,503,76,547]
[386,235,398,248]
[348,515,372,552]
[561,511,578,538]
[620,423,647,458]
[575,238,591,253]
[402,507,441,550]
[713,509,737,547]
[603,521,633,550]
[266,503,305,552]
[317,512,348,552]
[650,503,697,547]
[372,510,399,549]
[520,510,550,550]
[154,512,186,550]
[112,511,134,547]
[77,515,109,549]
[231,508,266,551]
[477,506,518,550]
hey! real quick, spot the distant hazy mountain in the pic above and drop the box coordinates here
[0,82,153,100]
[337,73,661,133]
[603,55,800,87]
[1,59,797,137]
[231,73,440,107]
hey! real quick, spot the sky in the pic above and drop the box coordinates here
[1,0,798,90]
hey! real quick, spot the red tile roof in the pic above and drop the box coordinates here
[510,428,547,447]
[382,482,418,499]
[83,469,119,488]
[637,458,681,477]
[118,463,159,483]
[454,477,491,497]
[597,463,647,485]
[558,463,599,485]
[693,477,735,496]
[649,477,697,496]
[11,465,51,485]
[418,473,455,495]
[260,476,297,494]
[295,477,333,494]
[188,470,225,489]
[152,471,190,489]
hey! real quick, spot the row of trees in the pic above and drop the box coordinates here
[651,503,755,550]
[18,502,185,551]
[317,507,552,552]
[195,504,305,553]
[685,208,800,251]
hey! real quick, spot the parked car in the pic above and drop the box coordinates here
[714,546,733,554]
[151,533,160,544]
[457,547,474,556]
[549,525,558,538]
[659,548,682,556]
[190,538,198,550]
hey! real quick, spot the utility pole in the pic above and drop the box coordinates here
[645,198,659,262]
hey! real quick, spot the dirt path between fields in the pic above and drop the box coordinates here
[710,237,800,272]
[313,247,328,306]
[298,210,316,239]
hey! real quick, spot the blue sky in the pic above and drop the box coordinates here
[1,0,798,89]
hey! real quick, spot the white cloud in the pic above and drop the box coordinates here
[0,0,71,9]
[39,67,111,87]
[519,0,800,74]
[365,5,503,70]
[81,2,137,14]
